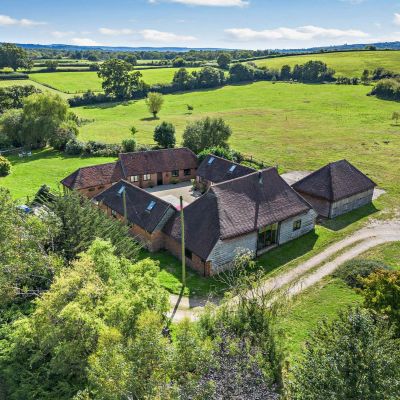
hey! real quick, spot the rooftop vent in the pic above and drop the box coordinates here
[146,200,156,211]
[208,157,215,165]
[228,165,237,173]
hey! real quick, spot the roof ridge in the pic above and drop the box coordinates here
[212,167,275,189]
[206,153,254,169]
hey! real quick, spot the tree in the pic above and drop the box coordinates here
[280,65,291,81]
[217,53,232,69]
[21,93,74,148]
[146,92,164,119]
[98,59,142,100]
[0,84,41,113]
[45,60,59,71]
[48,121,78,151]
[0,43,33,71]
[361,69,370,85]
[0,108,24,147]
[289,308,400,400]
[0,155,11,176]
[362,269,400,335]
[193,67,225,88]
[153,121,176,148]
[229,63,255,82]
[172,68,196,90]
[172,57,185,67]
[182,117,232,153]
[392,111,400,125]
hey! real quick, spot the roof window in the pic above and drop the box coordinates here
[208,157,215,165]
[117,185,126,196]
[228,165,237,173]
[146,200,156,211]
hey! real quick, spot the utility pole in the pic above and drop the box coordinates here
[180,196,186,287]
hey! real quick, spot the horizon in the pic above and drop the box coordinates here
[1,0,400,50]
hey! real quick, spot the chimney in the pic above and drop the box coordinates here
[258,171,263,185]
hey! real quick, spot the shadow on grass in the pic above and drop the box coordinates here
[140,116,159,121]
[257,230,319,275]
[320,203,379,232]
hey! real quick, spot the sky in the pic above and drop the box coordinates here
[0,0,400,49]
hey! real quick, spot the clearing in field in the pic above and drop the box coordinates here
[29,67,200,94]
[253,50,400,77]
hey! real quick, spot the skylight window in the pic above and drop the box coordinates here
[208,157,215,165]
[117,185,126,196]
[146,200,156,211]
[229,165,237,173]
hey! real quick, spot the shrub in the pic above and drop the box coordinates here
[49,122,78,151]
[65,138,85,155]
[370,78,400,101]
[0,155,11,176]
[198,146,235,162]
[122,138,136,152]
[333,259,388,288]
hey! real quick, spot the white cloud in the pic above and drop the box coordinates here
[70,38,101,46]
[139,29,197,42]
[340,0,366,4]
[99,27,134,35]
[0,14,46,26]
[225,25,370,42]
[51,31,75,38]
[394,13,400,26]
[149,0,248,7]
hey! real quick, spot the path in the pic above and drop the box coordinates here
[168,220,400,321]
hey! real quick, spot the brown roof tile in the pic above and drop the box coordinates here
[60,161,123,190]
[197,154,255,184]
[94,180,174,233]
[164,168,312,260]
[119,147,198,176]
[292,159,376,202]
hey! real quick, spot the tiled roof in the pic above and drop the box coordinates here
[94,180,173,233]
[60,161,122,190]
[292,159,376,202]
[164,168,312,260]
[197,154,256,184]
[119,147,198,176]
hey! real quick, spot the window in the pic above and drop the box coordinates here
[143,174,151,181]
[117,185,126,196]
[184,169,191,176]
[146,200,156,212]
[130,175,139,183]
[293,220,302,231]
[172,170,179,177]
[208,157,215,165]
[185,248,192,260]
[228,165,237,173]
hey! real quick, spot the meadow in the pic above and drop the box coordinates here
[74,81,400,205]
[0,78,71,98]
[254,50,400,77]
[29,67,200,94]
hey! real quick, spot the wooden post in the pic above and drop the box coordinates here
[180,196,186,287]
[122,188,128,225]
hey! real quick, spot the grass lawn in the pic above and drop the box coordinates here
[253,50,400,77]
[356,242,400,270]
[29,68,200,94]
[0,148,116,202]
[76,81,400,209]
[276,277,362,362]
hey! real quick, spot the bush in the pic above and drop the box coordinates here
[0,155,11,176]
[333,259,388,288]
[198,146,234,162]
[49,125,77,151]
[122,138,136,152]
[65,138,85,155]
[370,78,400,101]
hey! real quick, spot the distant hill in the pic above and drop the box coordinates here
[9,41,400,53]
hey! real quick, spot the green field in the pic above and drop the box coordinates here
[74,81,400,207]
[29,67,200,94]
[254,50,400,77]
[0,78,72,98]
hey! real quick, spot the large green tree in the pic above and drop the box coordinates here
[153,121,176,148]
[289,308,400,400]
[0,43,33,71]
[182,117,232,153]
[217,53,232,69]
[97,59,142,100]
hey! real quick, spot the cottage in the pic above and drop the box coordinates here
[196,154,255,190]
[292,159,376,218]
[163,168,316,276]
[94,180,175,252]
[61,147,198,197]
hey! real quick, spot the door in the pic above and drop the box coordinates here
[157,172,163,185]
[257,223,279,250]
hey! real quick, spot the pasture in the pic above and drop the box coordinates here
[74,81,400,206]
[0,78,71,98]
[254,50,400,77]
[29,67,200,94]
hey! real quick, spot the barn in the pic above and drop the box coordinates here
[292,159,376,219]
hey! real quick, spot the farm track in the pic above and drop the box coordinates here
[168,219,400,322]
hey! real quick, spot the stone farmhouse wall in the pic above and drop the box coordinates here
[278,209,317,245]
[330,189,374,218]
